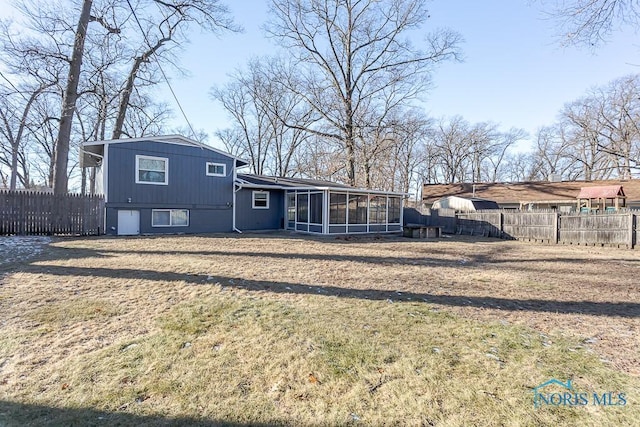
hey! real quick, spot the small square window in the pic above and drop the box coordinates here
[206,162,226,177]
[252,191,269,209]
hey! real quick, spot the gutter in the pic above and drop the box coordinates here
[235,180,407,196]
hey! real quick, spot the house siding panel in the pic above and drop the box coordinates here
[105,141,235,235]
[107,207,232,235]
[107,141,234,206]
[235,189,284,231]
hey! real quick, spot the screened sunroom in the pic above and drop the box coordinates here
[285,190,403,234]
[235,174,404,235]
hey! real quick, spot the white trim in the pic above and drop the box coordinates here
[206,162,226,177]
[252,190,270,209]
[233,167,242,233]
[103,144,109,203]
[235,180,406,196]
[151,209,189,227]
[136,155,169,185]
[103,144,109,233]
[322,189,329,234]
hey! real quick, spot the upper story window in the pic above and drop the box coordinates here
[136,155,168,185]
[252,191,269,209]
[206,162,226,177]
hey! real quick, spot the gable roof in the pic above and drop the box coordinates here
[577,185,625,199]
[237,174,405,195]
[81,135,249,167]
[423,180,640,205]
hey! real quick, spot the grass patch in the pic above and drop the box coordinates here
[29,299,121,325]
[0,234,638,426]
[10,293,635,426]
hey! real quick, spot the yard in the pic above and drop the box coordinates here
[0,233,638,426]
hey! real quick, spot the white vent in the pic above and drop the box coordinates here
[548,173,562,182]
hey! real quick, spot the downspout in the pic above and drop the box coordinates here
[232,162,242,233]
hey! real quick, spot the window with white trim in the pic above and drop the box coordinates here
[152,209,189,227]
[252,191,269,209]
[206,162,226,177]
[136,155,168,185]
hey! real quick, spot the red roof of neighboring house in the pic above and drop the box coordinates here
[577,185,625,199]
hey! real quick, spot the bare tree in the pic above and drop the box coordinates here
[542,0,640,46]
[1,0,238,193]
[266,0,460,186]
[212,57,315,176]
[592,74,640,178]
[112,0,239,139]
[502,152,542,182]
[0,81,56,189]
[428,116,472,183]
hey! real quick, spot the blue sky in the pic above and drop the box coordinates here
[170,0,638,152]
[1,1,638,152]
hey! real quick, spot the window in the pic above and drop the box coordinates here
[369,196,387,224]
[287,193,296,221]
[309,192,323,224]
[206,162,226,177]
[348,194,368,224]
[152,209,189,227]
[388,197,401,223]
[329,193,347,224]
[136,155,168,185]
[297,193,308,222]
[252,191,269,209]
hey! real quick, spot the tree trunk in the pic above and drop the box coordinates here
[53,0,93,195]
[9,145,18,190]
[112,57,142,139]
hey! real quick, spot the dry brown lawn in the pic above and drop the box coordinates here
[0,233,638,426]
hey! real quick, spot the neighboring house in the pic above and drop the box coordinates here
[423,180,640,212]
[81,135,404,236]
[431,195,499,211]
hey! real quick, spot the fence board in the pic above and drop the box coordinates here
[502,211,557,242]
[417,208,637,249]
[427,208,456,234]
[456,210,502,237]
[559,213,631,247]
[0,190,104,236]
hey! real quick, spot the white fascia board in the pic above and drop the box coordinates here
[234,180,407,196]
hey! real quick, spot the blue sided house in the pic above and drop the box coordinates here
[80,135,404,236]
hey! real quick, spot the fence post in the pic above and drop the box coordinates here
[629,213,634,249]
[553,212,559,244]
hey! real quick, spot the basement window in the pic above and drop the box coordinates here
[152,209,189,227]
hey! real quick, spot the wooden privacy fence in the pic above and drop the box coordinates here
[422,209,638,249]
[0,190,104,236]
[558,213,633,248]
[503,211,558,243]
